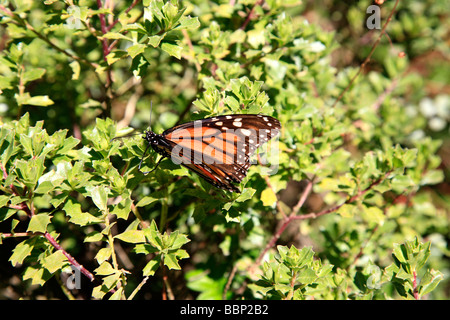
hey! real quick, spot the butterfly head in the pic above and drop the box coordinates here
[143,130,158,145]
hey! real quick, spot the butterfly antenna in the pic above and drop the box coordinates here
[149,100,153,131]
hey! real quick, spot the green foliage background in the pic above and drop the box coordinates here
[0,0,449,300]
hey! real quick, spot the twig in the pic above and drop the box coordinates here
[44,232,95,282]
[0,5,99,70]
[413,271,419,300]
[223,264,238,300]
[253,171,391,267]
[128,276,149,300]
[182,29,201,72]
[161,260,175,300]
[1,161,96,282]
[96,0,113,116]
[106,0,141,32]
[371,77,398,111]
[239,0,265,31]
[331,0,400,108]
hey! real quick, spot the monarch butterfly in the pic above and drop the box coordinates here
[139,114,281,193]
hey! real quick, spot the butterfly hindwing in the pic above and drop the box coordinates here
[144,114,281,192]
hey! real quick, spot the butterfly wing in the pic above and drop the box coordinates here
[159,114,281,192]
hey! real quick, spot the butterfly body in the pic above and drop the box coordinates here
[142,114,281,192]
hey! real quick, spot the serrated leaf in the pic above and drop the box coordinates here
[42,250,68,274]
[27,213,52,233]
[175,16,200,30]
[148,35,163,47]
[109,197,132,220]
[69,61,80,80]
[171,233,190,249]
[164,253,181,270]
[143,257,160,276]
[9,238,34,266]
[236,188,256,202]
[62,197,103,225]
[106,50,128,65]
[419,269,444,297]
[23,266,51,286]
[22,68,46,84]
[127,43,146,59]
[161,42,182,59]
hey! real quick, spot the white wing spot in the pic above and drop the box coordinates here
[215,121,223,126]
[233,121,242,127]
[241,129,252,136]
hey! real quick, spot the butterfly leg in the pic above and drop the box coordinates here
[139,155,165,175]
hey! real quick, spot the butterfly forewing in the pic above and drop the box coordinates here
[145,114,281,192]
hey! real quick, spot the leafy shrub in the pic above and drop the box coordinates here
[0,0,448,300]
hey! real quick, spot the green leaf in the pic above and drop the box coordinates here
[420,170,444,186]
[115,230,146,243]
[106,50,128,65]
[136,196,158,207]
[161,42,182,59]
[23,266,52,286]
[148,35,164,47]
[42,250,68,273]
[261,187,277,207]
[236,188,256,202]
[143,257,160,276]
[69,61,80,80]
[175,16,200,30]
[22,95,54,107]
[109,197,132,220]
[418,269,444,297]
[95,247,112,265]
[94,261,116,276]
[0,195,11,208]
[9,238,35,266]
[62,197,103,226]
[87,185,109,212]
[171,233,190,250]
[27,213,52,233]
[164,253,181,270]
[102,32,132,41]
[127,43,146,59]
[22,68,46,84]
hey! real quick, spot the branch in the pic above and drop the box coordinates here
[331,0,400,108]
[96,0,114,116]
[44,232,95,282]
[106,0,141,32]
[0,5,99,70]
[253,171,391,267]
[239,0,265,31]
[0,161,96,282]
